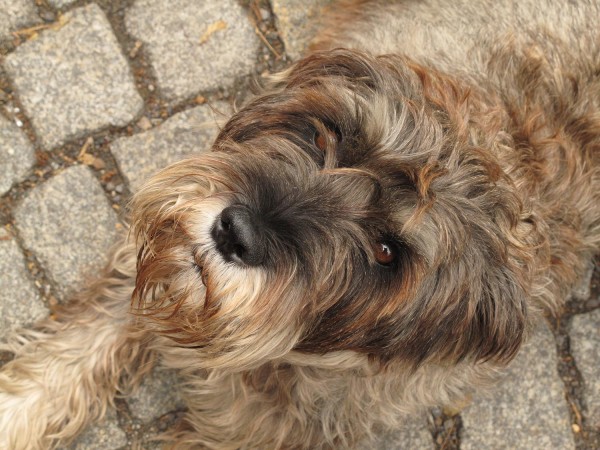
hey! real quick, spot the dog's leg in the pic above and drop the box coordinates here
[0,240,155,450]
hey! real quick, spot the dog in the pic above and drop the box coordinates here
[1,0,600,448]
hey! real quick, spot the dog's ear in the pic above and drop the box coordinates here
[399,59,538,365]
[373,66,541,367]
[436,257,530,365]
[381,227,533,368]
[394,152,538,367]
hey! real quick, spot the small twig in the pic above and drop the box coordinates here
[569,398,583,430]
[12,15,70,38]
[250,0,263,23]
[12,23,54,36]
[77,137,94,159]
[249,17,281,60]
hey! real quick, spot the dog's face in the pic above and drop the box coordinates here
[132,50,537,371]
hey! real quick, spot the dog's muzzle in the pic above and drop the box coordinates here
[211,205,266,266]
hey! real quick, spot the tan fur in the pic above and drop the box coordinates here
[0,242,155,449]
[1,1,599,448]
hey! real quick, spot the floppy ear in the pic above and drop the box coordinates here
[387,243,531,367]
[403,58,538,365]
[451,261,530,364]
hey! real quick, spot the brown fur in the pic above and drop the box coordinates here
[1,0,599,448]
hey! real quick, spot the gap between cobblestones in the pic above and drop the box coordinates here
[429,407,463,450]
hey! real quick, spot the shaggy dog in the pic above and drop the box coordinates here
[1,0,599,448]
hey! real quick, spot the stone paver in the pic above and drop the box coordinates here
[570,310,600,429]
[271,0,332,60]
[111,104,228,192]
[358,415,433,449]
[13,165,120,300]
[66,408,127,450]
[125,0,260,102]
[572,261,595,301]
[0,227,48,339]
[0,0,41,40]
[4,4,143,150]
[461,322,575,450]
[48,0,78,8]
[128,367,184,423]
[0,114,35,195]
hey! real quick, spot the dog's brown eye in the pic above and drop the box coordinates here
[313,127,338,152]
[314,131,327,151]
[373,241,396,266]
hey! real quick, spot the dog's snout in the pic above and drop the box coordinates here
[212,205,266,266]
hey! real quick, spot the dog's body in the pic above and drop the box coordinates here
[1,0,600,448]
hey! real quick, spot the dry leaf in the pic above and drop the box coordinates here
[199,20,227,45]
[92,157,106,170]
[79,153,96,166]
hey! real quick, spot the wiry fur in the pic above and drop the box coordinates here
[1,0,600,448]
[0,243,155,449]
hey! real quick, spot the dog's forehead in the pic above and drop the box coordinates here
[220,55,449,174]
[216,105,417,217]
[221,91,427,171]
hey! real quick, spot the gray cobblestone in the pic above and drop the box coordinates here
[13,165,120,300]
[0,0,41,40]
[111,104,228,192]
[461,322,575,450]
[47,0,78,8]
[570,309,600,428]
[4,4,143,150]
[66,408,127,450]
[0,227,48,339]
[359,415,433,449]
[272,0,332,60]
[128,367,184,423]
[125,0,260,102]
[0,114,35,195]
[572,261,595,301]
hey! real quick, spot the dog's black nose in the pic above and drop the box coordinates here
[212,205,266,266]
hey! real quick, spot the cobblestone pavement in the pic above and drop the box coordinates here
[0,1,599,449]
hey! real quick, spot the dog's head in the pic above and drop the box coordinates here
[131,50,541,371]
